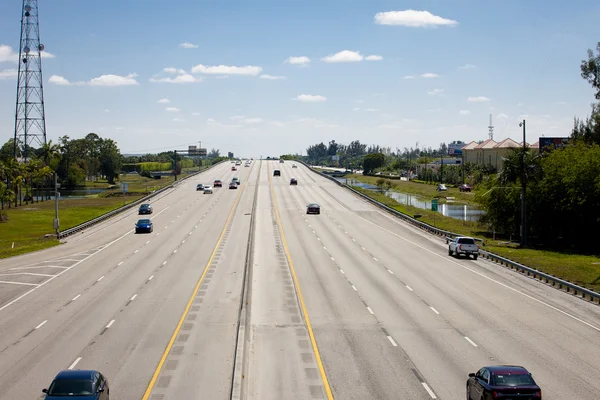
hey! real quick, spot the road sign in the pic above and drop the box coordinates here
[121,183,128,193]
[431,198,438,212]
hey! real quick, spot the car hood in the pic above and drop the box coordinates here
[44,395,99,400]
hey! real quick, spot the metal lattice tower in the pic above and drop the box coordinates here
[14,0,47,162]
[488,114,494,141]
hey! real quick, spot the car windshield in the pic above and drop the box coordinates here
[492,374,535,386]
[308,204,319,208]
[48,379,94,396]
[140,204,150,208]
[457,238,475,244]
[138,219,151,224]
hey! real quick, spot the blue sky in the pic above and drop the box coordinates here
[0,0,598,157]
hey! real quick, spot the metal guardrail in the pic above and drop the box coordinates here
[57,161,225,239]
[300,160,600,305]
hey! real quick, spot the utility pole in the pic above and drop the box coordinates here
[53,173,59,237]
[519,119,527,247]
[439,153,443,184]
[173,149,178,181]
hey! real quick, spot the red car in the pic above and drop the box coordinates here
[459,184,471,192]
[231,166,237,171]
[214,179,222,187]
[467,366,542,400]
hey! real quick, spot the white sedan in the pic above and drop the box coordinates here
[203,185,214,194]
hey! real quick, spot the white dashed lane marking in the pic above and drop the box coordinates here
[68,357,82,370]
[35,320,47,329]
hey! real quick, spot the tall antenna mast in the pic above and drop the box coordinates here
[488,114,494,141]
[14,0,48,162]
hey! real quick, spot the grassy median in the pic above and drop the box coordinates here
[349,185,600,293]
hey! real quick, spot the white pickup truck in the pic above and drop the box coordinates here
[447,236,479,259]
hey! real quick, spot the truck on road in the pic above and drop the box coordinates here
[447,236,479,260]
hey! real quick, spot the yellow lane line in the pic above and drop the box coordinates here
[141,166,249,400]
[268,161,334,400]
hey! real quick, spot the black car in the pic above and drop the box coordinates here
[138,203,152,214]
[196,184,204,191]
[290,178,298,185]
[43,369,110,399]
[467,365,542,400]
[273,170,281,176]
[135,218,153,233]
[229,182,238,189]
[306,203,320,214]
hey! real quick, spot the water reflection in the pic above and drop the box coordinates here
[337,178,484,222]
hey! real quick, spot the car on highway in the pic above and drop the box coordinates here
[138,203,152,215]
[292,164,297,168]
[213,179,222,187]
[229,182,237,189]
[448,236,479,259]
[437,183,448,191]
[42,369,110,399]
[290,178,298,185]
[459,183,472,192]
[232,177,240,185]
[231,166,237,171]
[135,218,153,234]
[203,185,213,194]
[466,365,541,400]
[279,159,284,163]
[306,203,320,214]
[273,169,281,176]
[196,184,204,191]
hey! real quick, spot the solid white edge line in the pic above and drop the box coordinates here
[430,307,440,315]
[421,382,437,398]
[68,357,82,370]
[72,294,81,301]
[130,294,137,301]
[464,336,478,347]
[367,307,374,315]
[106,319,115,328]
[35,320,47,329]
[387,336,398,346]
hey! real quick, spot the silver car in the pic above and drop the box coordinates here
[203,185,213,194]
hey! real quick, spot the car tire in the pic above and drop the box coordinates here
[473,255,478,260]
[448,248,452,256]
[135,229,139,234]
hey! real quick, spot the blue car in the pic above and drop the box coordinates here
[43,369,110,399]
[135,218,153,233]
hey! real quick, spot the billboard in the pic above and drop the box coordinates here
[539,137,569,153]
[331,155,340,161]
[448,141,465,156]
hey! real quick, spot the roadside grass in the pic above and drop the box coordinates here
[350,185,600,293]
[0,195,142,259]
[347,174,476,204]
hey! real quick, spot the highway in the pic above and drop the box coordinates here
[0,159,599,399]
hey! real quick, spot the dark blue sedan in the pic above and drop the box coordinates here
[43,369,109,399]
[135,218,153,233]
[467,365,542,399]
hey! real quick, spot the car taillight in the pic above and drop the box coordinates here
[492,391,499,399]
[535,390,542,398]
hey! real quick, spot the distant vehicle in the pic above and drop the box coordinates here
[279,159,284,163]
[290,178,298,185]
[466,366,541,400]
[138,203,152,215]
[273,170,281,176]
[135,219,153,234]
[43,369,110,399]
[292,164,297,168]
[245,163,250,167]
[306,203,320,215]
[231,166,237,171]
[437,183,447,191]
[203,185,213,194]
[232,177,240,185]
[213,179,222,187]
[459,184,471,192]
[229,182,238,189]
[447,236,479,259]
[196,184,204,191]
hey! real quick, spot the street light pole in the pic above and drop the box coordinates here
[519,119,527,247]
[53,173,59,237]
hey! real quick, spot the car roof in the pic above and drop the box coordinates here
[214,179,221,181]
[54,370,97,380]
[307,203,319,207]
[137,218,151,223]
[486,365,529,375]
[140,203,151,206]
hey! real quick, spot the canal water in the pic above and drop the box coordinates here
[32,187,109,200]
[337,178,485,222]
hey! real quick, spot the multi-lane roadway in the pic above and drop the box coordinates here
[0,160,599,399]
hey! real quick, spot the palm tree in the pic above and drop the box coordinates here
[39,140,60,167]
[498,146,542,186]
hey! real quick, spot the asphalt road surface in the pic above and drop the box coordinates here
[0,160,599,399]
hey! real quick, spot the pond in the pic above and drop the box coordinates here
[336,178,485,222]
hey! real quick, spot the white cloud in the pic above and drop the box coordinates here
[179,42,198,49]
[191,64,262,76]
[164,67,187,74]
[403,75,415,79]
[285,56,310,65]
[295,94,327,103]
[421,73,439,78]
[260,74,286,80]
[366,108,379,112]
[48,75,71,85]
[428,88,444,95]
[467,96,491,102]
[157,98,170,104]
[365,55,383,61]
[374,10,459,27]
[270,121,286,127]
[496,113,509,120]
[459,110,471,115]
[89,73,139,86]
[322,50,363,63]
[0,45,18,62]
[41,51,55,59]
[459,64,477,69]
[191,112,201,116]
[242,117,263,124]
[104,109,110,113]
[353,108,361,111]
[150,72,200,84]
[557,101,567,105]
[172,118,186,122]
[0,68,17,79]
[166,107,180,112]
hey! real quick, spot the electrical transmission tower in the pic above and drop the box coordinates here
[14,0,48,162]
[488,114,494,141]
